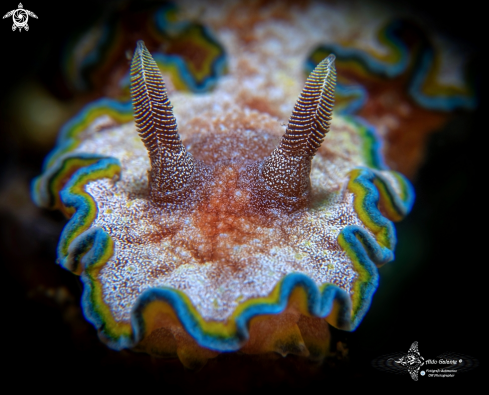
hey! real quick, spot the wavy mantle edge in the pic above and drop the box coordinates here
[31,99,414,352]
[306,19,477,112]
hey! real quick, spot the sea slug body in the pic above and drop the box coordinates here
[32,1,473,367]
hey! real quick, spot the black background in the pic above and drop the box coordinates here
[0,0,484,390]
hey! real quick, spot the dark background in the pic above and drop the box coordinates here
[0,0,483,390]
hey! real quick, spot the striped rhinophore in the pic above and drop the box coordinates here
[130,41,196,201]
[262,55,336,198]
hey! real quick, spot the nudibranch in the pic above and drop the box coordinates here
[32,37,414,366]
[54,1,476,182]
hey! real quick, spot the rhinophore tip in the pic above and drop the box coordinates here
[262,55,336,197]
[130,40,195,201]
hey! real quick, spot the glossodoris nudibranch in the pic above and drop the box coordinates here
[32,3,458,366]
[32,40,413,366]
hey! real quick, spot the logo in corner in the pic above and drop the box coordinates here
[372,342,479,381]
[394,341,425,381]
[3,3,37,32]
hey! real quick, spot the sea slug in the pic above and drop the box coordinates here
[32,1,473,368]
